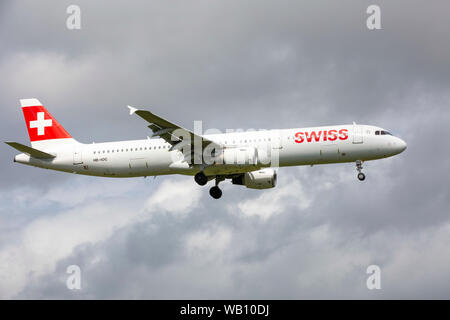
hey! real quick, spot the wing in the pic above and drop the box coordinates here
[127,106,222,164]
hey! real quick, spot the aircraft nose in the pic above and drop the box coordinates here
[395,138,407,154]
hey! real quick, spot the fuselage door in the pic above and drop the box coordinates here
[320,144,340,162]
[352,124,363,144]
[73,150,83,164]
[129,158,150,175]
[271,134,283,150]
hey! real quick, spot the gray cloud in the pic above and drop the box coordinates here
[1,0,450,299]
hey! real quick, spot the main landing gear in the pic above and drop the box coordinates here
[194,172,224,199]
[194,171,208,186]
[209,186,222,199]
[209,176,225,199]
[356,160,366,181]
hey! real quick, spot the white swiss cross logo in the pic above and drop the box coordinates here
[29,112,52,135]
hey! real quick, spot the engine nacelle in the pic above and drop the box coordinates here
[232,168,277,189]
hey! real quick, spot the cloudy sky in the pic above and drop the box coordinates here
[1,0,450,299]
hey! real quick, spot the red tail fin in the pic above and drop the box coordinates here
[20,99,72,142]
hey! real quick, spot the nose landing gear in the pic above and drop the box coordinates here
[356,160,365,181]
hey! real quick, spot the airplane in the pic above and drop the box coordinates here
[5,99,407,199]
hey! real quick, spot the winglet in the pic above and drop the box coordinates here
[128,105,138,115]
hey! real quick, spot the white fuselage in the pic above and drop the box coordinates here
[14,124,406,178]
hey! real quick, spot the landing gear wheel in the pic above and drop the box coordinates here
[355,160,365,181]
[209,186,222,199]
[194,172,208,186]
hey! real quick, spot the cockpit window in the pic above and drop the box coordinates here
[375,130,393,136]
[376,130,392,136]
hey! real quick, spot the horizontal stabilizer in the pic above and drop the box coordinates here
[5,141,55,159]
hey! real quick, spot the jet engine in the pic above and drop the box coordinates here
[232,168,277,189]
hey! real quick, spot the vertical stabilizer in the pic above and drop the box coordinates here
[20,99,79,149]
